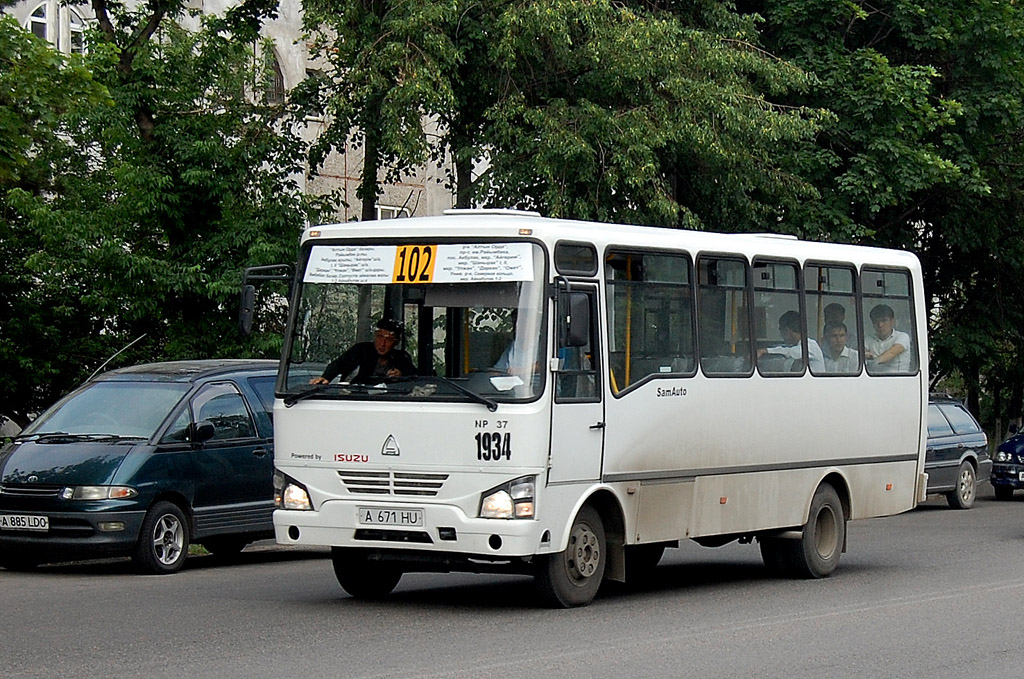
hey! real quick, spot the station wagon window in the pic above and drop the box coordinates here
[753,260,807,375]
[862,268,917,375]
[927,405,956,438]
[697,256,751,375]
[805,263,860,375]
[192,383,256,440]
[936,403,982,435]
[605,250,694,393]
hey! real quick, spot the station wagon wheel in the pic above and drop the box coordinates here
[535,505,606,607]
[946,461,977,510]
[133,501,189,574]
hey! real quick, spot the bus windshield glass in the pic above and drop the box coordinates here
[282,241,547,405]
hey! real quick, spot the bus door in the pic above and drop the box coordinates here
[548,285,604,483]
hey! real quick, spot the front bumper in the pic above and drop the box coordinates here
[275,499,549,560]
[990,464,1024,489]
[0,509,146,562]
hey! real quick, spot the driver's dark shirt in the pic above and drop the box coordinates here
[320,342,416,384]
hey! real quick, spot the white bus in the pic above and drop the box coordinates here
[263,209,928,607]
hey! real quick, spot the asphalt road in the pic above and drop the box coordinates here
[2,485,1022,679]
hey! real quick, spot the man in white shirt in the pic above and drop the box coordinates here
[822,321,859,374]
[865,304,912,373]
[757,310,825,373]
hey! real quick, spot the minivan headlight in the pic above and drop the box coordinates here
[480,476,536,519]
[60,486,137,501]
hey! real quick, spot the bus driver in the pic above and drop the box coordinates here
[311,318,416,385]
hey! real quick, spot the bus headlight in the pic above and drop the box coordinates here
[274,472,312,511]
[480,476,536,519]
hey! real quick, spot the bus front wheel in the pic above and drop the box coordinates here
[760,483,845,579]
[331,548,402,599]
[535,505,606,608]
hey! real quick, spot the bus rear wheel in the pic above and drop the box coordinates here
[760,483,845,579]
[534,505,606,608]
[331,548,402,599]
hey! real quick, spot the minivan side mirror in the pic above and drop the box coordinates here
[192,421,216,444]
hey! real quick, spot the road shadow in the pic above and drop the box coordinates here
[10,543,329,576]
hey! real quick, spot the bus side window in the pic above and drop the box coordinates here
[805,263,860,376]
[861,268,917,376]
[605,249,695,393]
[697,257,752,376]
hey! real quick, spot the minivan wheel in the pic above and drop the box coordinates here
[946,461,976,510]
[133,501,189,574]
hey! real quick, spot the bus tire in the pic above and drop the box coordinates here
[762,484,845,579]
[331,548,402,599]
[945,461,976,510]
[535,505,606,608]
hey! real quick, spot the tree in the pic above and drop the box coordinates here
[453,0,829,229]
[1,2,333,423]
[1,15,109,425]
[752,1,1024,429]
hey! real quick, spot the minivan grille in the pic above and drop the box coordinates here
[337,470,448,496]
[0,484,62,498]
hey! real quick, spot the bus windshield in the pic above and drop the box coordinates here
[282,241,547,405]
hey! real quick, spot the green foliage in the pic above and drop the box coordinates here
[299,0,459,214]
[755,0,1024,428]
[1,3,332,423]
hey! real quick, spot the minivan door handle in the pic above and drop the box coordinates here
[252,448,269,458]
[589,422,605,430]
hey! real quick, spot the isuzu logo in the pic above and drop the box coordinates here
[381,434,400,456]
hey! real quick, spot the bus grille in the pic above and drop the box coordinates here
[337,470,448,496]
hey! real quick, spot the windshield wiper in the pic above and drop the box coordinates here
[283,382,390,407]
[397,375,498,412]
[15,433,145,443]
[283,383,329,407]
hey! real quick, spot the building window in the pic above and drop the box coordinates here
[69,10,85,55]
[267,54,286,105]
[376,205,410,219]
[29,4,48,41]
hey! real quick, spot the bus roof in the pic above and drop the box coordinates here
[303,211,920,269]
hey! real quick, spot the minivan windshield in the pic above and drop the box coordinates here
[282,241,547,405]
[22,382,191,439]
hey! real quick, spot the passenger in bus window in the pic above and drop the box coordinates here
[310,318,416,384]
[822,322,859,374]
[824,302,846,327]
[758,310,825,373]
[864,304,911,373]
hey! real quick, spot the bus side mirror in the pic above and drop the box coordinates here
[566,292,590,348]
[239,284,255,336]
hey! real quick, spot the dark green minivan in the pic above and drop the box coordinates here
[0,360,279,573]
